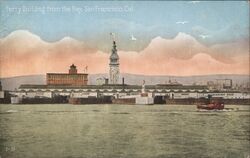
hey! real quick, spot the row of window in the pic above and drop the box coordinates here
[47,74,87,80]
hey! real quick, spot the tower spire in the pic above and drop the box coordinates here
[109,33,120,84]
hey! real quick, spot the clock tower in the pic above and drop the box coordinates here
[109,39,120,84]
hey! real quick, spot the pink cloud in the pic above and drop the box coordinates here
[0,30,248,77]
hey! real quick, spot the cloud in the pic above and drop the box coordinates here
[0,30,248,77]
[141,32,207,60]
[119,52,248,76]
[0,30,108,77]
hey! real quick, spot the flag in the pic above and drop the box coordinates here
[110,32,115,41]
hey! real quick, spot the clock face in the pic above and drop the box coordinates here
[111,67,119,74]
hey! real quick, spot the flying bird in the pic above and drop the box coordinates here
[131,34,137,41]
[188,1,200,4]
[199,34,210,39]
[176,21,189,24]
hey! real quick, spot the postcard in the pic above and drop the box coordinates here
[0,1,249,158]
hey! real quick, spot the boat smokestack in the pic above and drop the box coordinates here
[122,77,125,85]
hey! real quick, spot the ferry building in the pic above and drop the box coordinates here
[46,64,88,86]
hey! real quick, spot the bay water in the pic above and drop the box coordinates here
[0,104,249,158]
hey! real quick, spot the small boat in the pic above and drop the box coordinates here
[197,96,224,110]
[197,102,224,110]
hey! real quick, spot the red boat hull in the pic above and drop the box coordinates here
[197,103,224,110]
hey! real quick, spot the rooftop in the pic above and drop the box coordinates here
[19,84,208,90]
[46,73,88,75]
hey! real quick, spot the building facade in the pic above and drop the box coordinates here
[109,40,120,84]
[46,64,88,86]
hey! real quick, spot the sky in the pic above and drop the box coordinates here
[0,1,249,77]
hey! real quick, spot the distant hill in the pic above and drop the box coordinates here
[0,75,46,91]
[0,74,249,91]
